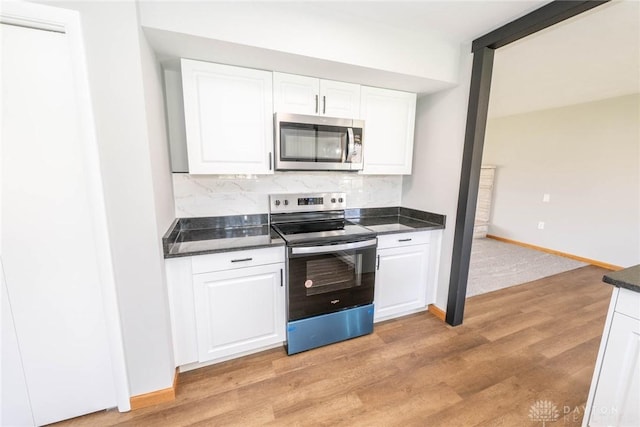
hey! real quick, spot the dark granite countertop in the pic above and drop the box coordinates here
[603,265,640,293]
[163,214,285,259]
[346,207,445,235]
[163,207,446,258]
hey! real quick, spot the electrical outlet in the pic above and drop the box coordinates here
[537,221,545,230]
[543,193,550,203]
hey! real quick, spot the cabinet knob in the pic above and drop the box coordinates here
[284,200,289,206]
[338,197,344,203]
[331,198,336,203]
[275,200,281,206]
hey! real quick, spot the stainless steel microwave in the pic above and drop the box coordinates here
[274,113,364,171]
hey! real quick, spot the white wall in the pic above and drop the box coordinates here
[483,94,640,268]
[137,1,460,92]
[138,25,176,237]
[401,46,474,310]
[43,0,176,396]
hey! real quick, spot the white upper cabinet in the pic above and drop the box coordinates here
[181,59,274,174]
[359,86,417,175]
[273,73,317,115]
[320,79,361,118]
[273,72,360,119]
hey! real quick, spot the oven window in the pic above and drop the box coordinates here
[304,251,362,296]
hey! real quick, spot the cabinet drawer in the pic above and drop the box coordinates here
[191,246,285,274]
[377,231,430,249]
[616,287,640,320]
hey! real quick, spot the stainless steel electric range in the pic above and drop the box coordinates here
[269,192,377,355]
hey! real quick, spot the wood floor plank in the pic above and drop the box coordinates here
[535,317,606,359]
[446,348,547,398]
[54,266,612,427]
[346,382,463,426]
[267,392,363,426]
[476,309,555,341]
[420,376,538,427]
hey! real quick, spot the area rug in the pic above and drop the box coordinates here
[467,238,588,297]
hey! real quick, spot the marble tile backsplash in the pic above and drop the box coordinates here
[173,173,403,217]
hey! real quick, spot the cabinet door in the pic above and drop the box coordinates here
[360,86,416,175]
[193,264,285,362]
[182,59,274,174]
[273,72,319,115]
[320,79,361,118]
[273,73,360,118]
[589,312,640,427]
[374,244,429,322]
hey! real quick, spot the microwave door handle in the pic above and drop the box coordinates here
[341,128,350,163]
[346,128,355,162]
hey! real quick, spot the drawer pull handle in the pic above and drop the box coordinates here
[231,257,253,263]
[398,238,412,242]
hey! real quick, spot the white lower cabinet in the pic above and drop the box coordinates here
[165,246,285,369]
[585,287,640,427]
[193,264,285,362]
[373,231,436,322]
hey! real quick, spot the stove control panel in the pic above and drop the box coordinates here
[269,192,347,213]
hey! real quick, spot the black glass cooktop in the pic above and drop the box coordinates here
[272,219,375,246]
[273,219,346,235]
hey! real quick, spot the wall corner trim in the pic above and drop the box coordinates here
[129,369,179,411]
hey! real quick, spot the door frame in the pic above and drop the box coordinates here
[1,2,131,410]
[446,0,610,326]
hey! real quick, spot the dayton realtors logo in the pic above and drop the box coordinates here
[529,400,560,426]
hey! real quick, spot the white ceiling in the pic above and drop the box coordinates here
[306,0,549,44]
[489,0,640,118]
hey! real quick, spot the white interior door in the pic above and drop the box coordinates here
[1,18,119,426]
[1,262,34,426]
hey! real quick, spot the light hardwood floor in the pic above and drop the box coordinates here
[55,265,612,426]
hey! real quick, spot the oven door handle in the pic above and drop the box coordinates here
[290,238,377,255]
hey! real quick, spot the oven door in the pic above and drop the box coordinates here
[287,238,376,321]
